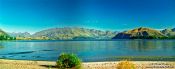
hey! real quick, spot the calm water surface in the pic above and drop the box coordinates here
[0,40,175,62]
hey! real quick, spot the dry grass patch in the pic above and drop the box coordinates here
[116,60,136,69]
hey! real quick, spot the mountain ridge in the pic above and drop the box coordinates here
[112,27,166,39]
[2,27,175,40]
[32,27,117,40]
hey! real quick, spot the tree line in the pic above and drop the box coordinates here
[130,36,175,39]
[0,35,16,40]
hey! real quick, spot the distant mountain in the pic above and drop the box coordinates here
[8,32,31,37]
[32,27,116,40]
[161,28,175,36]
[112,27,165,39]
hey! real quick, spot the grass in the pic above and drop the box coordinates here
[116,60,136,69]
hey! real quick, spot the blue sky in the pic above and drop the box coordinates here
[0,0,175,33]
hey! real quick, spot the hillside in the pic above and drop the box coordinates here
[112,27,165,39]
[32,27,116,40]
[0,29,15,40]
[161,28,175,36]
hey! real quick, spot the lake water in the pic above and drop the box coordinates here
[0,40,175,62]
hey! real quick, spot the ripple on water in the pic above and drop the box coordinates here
[7,51,35,55]
[41,50,54,51]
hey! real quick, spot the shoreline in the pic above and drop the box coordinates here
[0,59,175,69]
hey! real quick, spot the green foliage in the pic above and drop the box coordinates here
[56,53,82,69]
[130,36,169,39]
[0,35,16,40]
[129,35,175,39]
[165,36,175,39]
[0,29,16,40]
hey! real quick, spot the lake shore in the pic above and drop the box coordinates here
[0,59,175,69]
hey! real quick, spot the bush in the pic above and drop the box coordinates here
[56,53,82,69]
[116,60,136,69]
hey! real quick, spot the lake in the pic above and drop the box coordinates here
[0,40,175,62]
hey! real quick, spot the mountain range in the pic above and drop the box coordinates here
[32,27,117,40]
[1,27,175,40]
[8,32,31,37]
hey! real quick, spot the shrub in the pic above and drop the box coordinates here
[56,53,82,69]
[116,60,136,69]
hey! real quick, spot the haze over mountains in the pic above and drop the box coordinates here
[8,32,31,37]
[2,27,175,40]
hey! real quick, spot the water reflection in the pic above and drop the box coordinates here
[0,42,4,49]
[0,46,4,49]
[126,40,157,52]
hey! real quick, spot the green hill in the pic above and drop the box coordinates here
[112,27,166,39]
